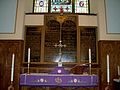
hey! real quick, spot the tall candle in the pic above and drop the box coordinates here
[11,53,15,82]
[89,48,91,64]
[118,65,120,76]
[107,54,110,83]
[28,48,30,63]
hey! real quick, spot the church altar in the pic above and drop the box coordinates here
[19,66,98,88]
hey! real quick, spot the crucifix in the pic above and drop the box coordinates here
[54,9,67,67]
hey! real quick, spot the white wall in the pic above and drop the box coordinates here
[90,0,98,14]
[25,0,33,13]
[97,0,120,40]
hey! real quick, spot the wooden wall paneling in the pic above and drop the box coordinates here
[0,42,8,89]
[116,41,120,71]
[0,40,23,90]
[98,41,120,90]
[44,14,77,63]
[80,27,97,63]
[25,27,42,63]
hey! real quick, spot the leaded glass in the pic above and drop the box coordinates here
[33,0,89,14]
[51,0,72,13]
[75,0,89,13]
[33,0,48,13]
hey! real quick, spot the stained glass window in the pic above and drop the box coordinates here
[33,0,89,14]
[33,0,48,13]
[51,0,72,13]
[75,0,89,13]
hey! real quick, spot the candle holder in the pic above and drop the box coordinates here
[89,63,92,75]
[8,81,14,90]
[105,82,111,90]
[27,62,30,74]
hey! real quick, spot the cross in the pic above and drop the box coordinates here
[54,40,66,59]
[60,6,63,15]
[54,10,67,66]
[54,40,66,48]
[54,40,66,67]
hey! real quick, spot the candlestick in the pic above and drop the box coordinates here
[107,54,110,84]
[89,48,92,74]
[8,84,14,90]
[28,48,30,74]
[28,48,30,64]
[11,53,15,82]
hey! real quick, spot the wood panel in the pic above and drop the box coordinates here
[25,27,42,62]
[98,40,120,90]
[80,27,97,63]
[44,14,77,62]
[0,40,23,90]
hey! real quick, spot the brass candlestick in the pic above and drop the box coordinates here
[28,62,30,74]
[105,82,110,90]
[89,63,92,75]
[8,81,14,90]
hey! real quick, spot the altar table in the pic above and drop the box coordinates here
[20,74,98,88]
[20,67,98,88]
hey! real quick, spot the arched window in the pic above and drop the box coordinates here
[33,0,89,14]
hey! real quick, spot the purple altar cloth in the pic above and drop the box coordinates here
[20,73,98,88]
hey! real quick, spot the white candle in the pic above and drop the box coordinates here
[28,48,30,63]
[11,53,15,82]
[107,54,110,83]
[89,48,91,64]
[118,65,120,76]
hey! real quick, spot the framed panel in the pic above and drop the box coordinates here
[44,20,60,62]
[105,0,120,33]
[25,27,42,62]
[44,15,77,63]
[62,20,77,62]
[80,27,97,63]
[0,0,18,33]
